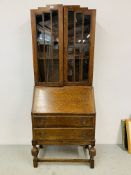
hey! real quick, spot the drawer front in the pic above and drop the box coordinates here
[33,128,94,141]
[33,116,95,128]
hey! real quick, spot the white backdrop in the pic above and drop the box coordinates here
[0,0,131,144]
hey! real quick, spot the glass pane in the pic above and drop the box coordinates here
[44,13,51,61]
[67,11,75,82]
[36,11,59,83]
[52,11,58,42]
[45,45,51,59]
[53,59,59,82]
[36,15,44,59]
[68,59,74,81]
[38,59,45,82]
[68,46,74,55]
[44,13,51,45]
[36,15,44,81]
[37,44,44,60]
[46,59,52,82]
[68,11,74,47]
[83,59,89,80]
[68,47,74,59]
[37,14,51,46]
[83,15,91,59]
[52,11,59,59]
[68,54,74,59]
[36,13,52,82]
[75,13,82,55]
[75,59,81,81]
[36,15,43,44]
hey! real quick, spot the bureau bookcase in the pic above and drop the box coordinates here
[31,4,96,168]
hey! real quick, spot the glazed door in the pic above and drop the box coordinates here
[31,5,63,86]
[64,7,96,85]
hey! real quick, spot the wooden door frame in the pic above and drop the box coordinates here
[30,5,63,86]
[63,6,96,86]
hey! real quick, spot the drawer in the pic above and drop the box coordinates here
[32,115,95,128]
[33,128,94,141]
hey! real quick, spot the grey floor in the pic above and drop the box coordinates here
[0,145,131,175]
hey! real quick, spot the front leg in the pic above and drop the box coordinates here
[31,145,39,168]
[89,146,96,168]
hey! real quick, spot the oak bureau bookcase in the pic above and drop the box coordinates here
[30,4,96,168]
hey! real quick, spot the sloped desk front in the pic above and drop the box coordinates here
[31,86,96,168]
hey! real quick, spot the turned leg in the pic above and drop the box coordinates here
[31,145,39,168]
[89,146,96,168]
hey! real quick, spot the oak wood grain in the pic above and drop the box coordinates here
[32,86,96,115]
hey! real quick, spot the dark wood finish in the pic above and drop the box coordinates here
[30,4,96,169]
